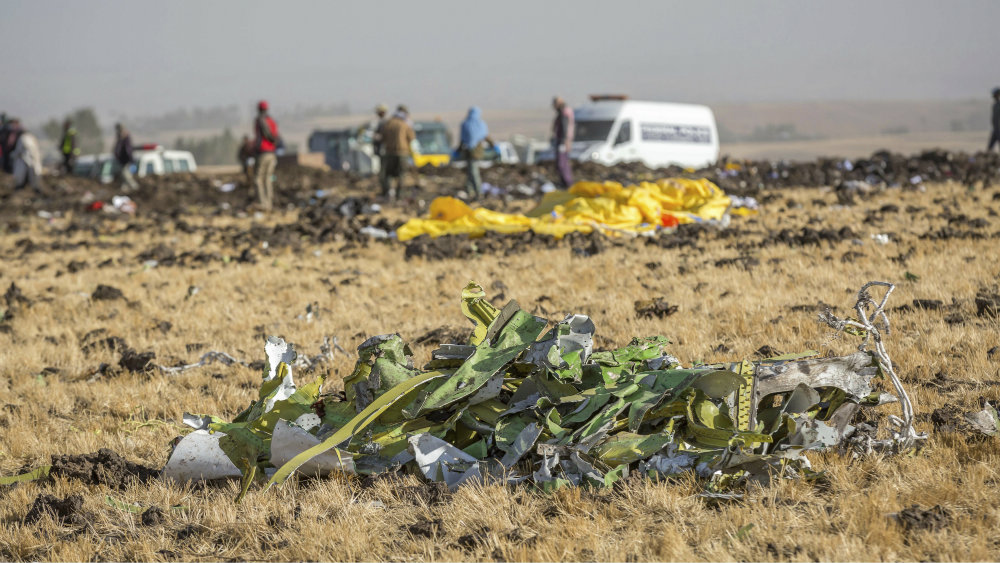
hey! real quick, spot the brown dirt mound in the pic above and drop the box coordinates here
[24,493,86,525]
[49,448,160,489]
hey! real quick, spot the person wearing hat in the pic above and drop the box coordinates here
[113,123,138,191]
[989,88,1000,152]
[379,104,415,200]
[370,103,388,158]
[60,119,80,174]
[253,100,280,211]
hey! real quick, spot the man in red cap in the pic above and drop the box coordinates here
[253,100,280,211]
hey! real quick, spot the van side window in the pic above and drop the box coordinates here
[163,159,175,173]
[178,159,191,172]
[614,120,631,146]
[145,162,155,175]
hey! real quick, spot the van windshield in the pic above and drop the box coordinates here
[416,128,449,154]
[574,120,615,143]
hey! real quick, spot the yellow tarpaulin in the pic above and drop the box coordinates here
[396,177,739,241]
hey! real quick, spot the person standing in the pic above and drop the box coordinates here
[459,106,493,199]
[379,105,415,201]
[237,134,254,184]
[253,100,279,211]
[113,123,138,191]
[551,96,575,188]
[369,103,388,157]
[10,120,42,191]
[0,114,16,174]
[60,119,79,174]
[989,88,1000,152]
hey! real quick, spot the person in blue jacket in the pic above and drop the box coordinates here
[458,106,493,199]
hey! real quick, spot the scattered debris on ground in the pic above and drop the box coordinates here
[159,281,923,500]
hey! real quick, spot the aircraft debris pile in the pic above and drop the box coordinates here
[162,281,927,500]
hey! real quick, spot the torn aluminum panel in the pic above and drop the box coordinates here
[408,433,482,490]
[524,314,596,368]
[162,429,242,482]
[270,420,354,476]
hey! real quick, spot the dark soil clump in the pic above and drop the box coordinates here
[24,493,86,525]
[119,349,156,373]
[49,448,160,488]
[407,517,443,538]
[896,504,951,532]
[92,284,124,301]
[141,505,166,526]
[634,298,679,319]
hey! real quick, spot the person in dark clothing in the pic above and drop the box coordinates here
[0,113,16,174]
[60,119,79,174]
[551,96,575,188]
[379,105,415,201]
[113,123,138,190]
[237,134,254,183]
[989,88,1000,152]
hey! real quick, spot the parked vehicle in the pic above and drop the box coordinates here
[73,144,197,183]
[450,140,520,168]
[308,129,377,174]
[412,121,452,167]
[538,95,720,169]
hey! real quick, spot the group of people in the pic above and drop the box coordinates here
[456,96,575,200]
[360,95,575,202]
[0,113,141,192]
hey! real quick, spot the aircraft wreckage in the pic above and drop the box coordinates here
[162,281,929,500]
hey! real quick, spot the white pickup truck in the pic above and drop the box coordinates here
[74,144,197,183]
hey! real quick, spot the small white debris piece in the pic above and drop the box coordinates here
[965,404,1000,437]
[408,434,482,490]
[182,413,214,430]
[161,429,242,482]
[264,336,297,381]
[640,445,697,476]
[293,413,321,431]
[270,420,354,476]
[263,337,298,412]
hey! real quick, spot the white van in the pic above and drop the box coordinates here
[550,96,720,169]
[73,146,197,183]
[132,145,197,176]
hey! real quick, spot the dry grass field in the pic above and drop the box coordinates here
[1,177,999,561]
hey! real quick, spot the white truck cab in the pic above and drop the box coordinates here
[563,96,720,169]
[73,145,197,183]
[132,145,197,176]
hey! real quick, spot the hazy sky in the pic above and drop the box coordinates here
[2,0,998,122]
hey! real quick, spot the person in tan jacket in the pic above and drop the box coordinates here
[378,105,415,200]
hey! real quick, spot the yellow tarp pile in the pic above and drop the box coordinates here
[397,177,741,241]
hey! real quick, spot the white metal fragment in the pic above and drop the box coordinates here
[161,429,242,482]
[640,445,698,476]
[264,336,297,381]
[270,420,354,476]
[408,434,482,490]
